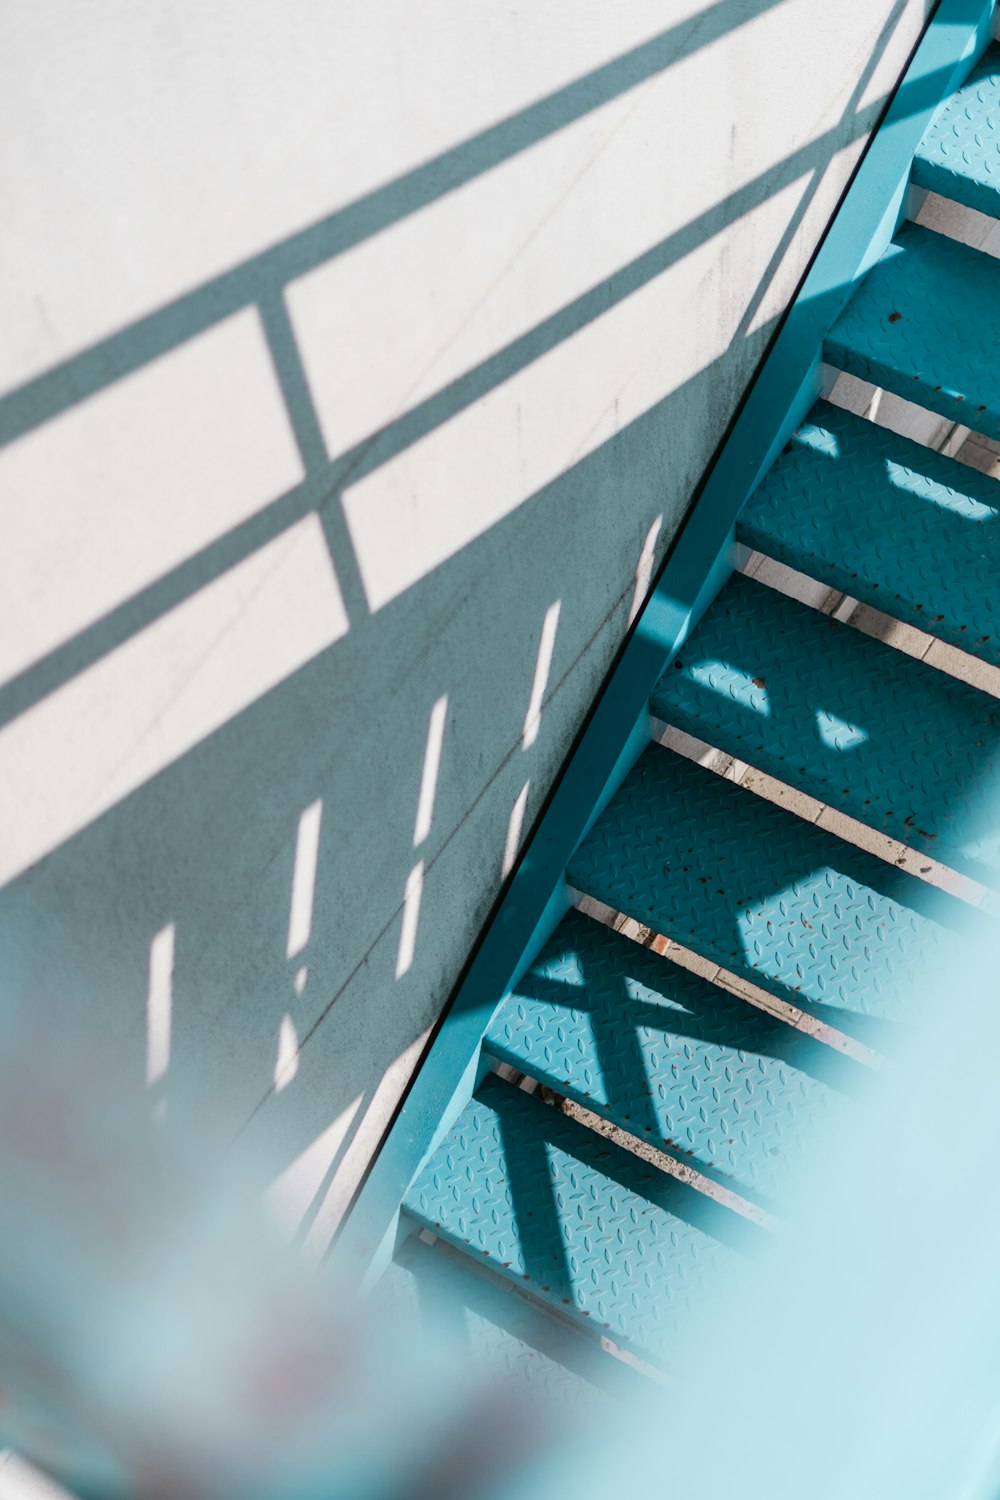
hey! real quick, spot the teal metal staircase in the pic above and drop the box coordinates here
[342,4,1000,1402]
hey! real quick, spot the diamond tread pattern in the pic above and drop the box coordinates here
[403,1072,749,1366]
[825,222,1000,442]
[381,62,997,1375]
[738,400,1000,669]
[383,1235,614,1403]
[485,909,852,1208]
[912,44,1000,219]
[567,745,962,1041]
[650,571,1000,888]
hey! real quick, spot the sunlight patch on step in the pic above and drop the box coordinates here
[570,887,881,1069]
[650,717,990,910]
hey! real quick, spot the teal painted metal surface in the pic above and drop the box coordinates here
[826,221,1000,442]
[568,745,964,1044]
[913,41,1000,217]
[651,572,1000,888]
[738,399,1000,669]
[485,909,852,1208]
[338,0,998,1300]
[402,1073,752,1366]
[382,1235,620,1402]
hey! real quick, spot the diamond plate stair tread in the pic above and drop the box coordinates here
[403,1072,751,1367]
[382,1235,620,1402]
[825,222,1000,442]
[650,571,1000,888]
[485,909,853,1209]
[912,44,1000,219]
[568,745,968,1043]
[738,399,1000,670]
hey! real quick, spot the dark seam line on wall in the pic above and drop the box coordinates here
[0,86,905,734]
[233,573,637,1136]
[0,0,788,451]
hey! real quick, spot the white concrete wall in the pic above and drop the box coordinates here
[0,0,932,1247]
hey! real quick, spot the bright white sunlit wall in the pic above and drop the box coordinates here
[0,0,932,1245]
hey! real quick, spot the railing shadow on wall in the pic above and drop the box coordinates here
[0,0,947,1255]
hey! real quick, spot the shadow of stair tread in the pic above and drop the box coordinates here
[382,1234,626,1403]
[912,42,1000,219]
[568,744,971,1042]
[738,399,1000,671]
[485,908,854,1209]
[403,1073,752,1367]
[825,222,1000,443]
[651,569,1000,888]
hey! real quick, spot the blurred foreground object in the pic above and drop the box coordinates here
[0,1022,575,1499]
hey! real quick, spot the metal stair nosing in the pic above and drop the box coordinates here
[912,41,1000,219]
[650,570,1000,889]
[402,1072,756,1369]
[825,220,1000,442]
[736,398,1000,671]
[483,907,857,1213]
[568,744,977,1050]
